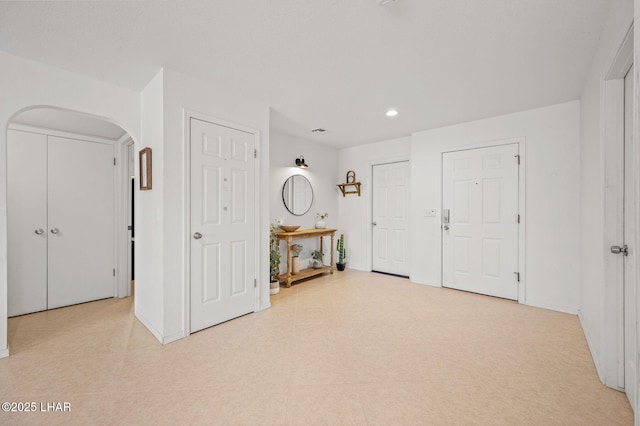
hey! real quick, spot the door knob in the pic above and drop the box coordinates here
[442,209,450,231]
[34,228,44,235]
[372,222,377,226]
[611,245,628,256]
[193,232,202,240]
[50,228,59,234]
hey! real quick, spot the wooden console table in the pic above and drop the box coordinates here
[275,228,336,287]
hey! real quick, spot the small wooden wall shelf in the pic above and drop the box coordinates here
[336,182,361,197]
[337,170,361,197]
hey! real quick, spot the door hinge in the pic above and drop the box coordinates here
[514,272,520,282]
[113,268,116,277]
[254,149,257,159]
[514,154,520,165]
[254,278,257,288]
[517,214,520,223]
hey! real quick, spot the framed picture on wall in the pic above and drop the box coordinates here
[139,147,152,190]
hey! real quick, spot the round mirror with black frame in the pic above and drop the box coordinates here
[282,174,313,216]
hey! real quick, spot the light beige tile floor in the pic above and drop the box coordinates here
[0,269,633,425]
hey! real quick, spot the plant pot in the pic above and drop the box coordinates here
[312,259,323,269]
[292,256,300,274]
[315,220,326,229]
[336,262,346,271]
[270,280,280,295]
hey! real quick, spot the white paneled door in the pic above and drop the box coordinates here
[442,144,519,300]
[190,118,256,333]
[623,65,636,408]
[8,130,115,316]
[372,161,410,276]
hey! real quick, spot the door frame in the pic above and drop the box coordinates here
[370,160,411,276]
[183,110,261,335]
[115,134,135,298]
[365,156,410,273]
[440,138,526,304]
[601,24,634,394]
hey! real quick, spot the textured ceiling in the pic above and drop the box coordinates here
[0,0,612,147]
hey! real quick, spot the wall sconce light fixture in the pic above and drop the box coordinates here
[295,155,309,168]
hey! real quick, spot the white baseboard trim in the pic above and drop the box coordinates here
[578,309,605,383]
[134,310,164,344]
[258,302,271,311]
[414,281,443,288]
[524,299,577,315]
[345,265,370,272]
[0,347,9,359]
[162,331,186,345]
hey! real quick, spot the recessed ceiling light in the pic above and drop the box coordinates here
[311,128,326,133]
[386,109,398,117]
[377,0,397,5]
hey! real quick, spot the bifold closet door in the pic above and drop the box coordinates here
[47,136,115,309]
[7,130,48,317]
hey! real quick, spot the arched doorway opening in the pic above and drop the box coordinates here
[6,106,135,353]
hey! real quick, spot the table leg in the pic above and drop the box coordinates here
[286,238,292,287]
[330,234,335,273]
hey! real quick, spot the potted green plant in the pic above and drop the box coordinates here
[269,224,281,294]
[311,250,323,269]
[336,234,346,271]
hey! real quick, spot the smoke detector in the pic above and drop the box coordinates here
[377,0,397,5]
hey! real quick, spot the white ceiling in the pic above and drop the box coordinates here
[12,108,127,140]
[0,0,612,147]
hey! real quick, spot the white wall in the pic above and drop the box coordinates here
[136,69,165,340]
[579,0,634,383]
[0,52,140,358]
[635,0,640,409]
[270,130,339,267]
[158,68,271,342]
[411,101,581,314]
[337,137,411,271]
